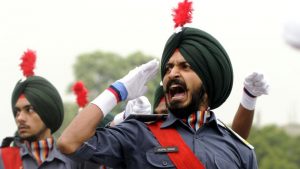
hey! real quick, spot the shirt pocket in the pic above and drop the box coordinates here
[146,150,175,168]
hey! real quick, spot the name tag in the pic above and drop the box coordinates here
[154,146,178,153]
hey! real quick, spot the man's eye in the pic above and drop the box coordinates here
[184,63,189,67]
[183,64,191,69]
[165,65,172,72]
[14,109,20,116]
[29,107,35,113]
[27,107,35,113]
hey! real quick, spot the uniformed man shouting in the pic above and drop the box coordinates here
[58,28,258,169]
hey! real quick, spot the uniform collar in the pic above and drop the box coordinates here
[19,139,71,164]
[160,111,178,128]
[19,142,30,157]
[161,110,224,136]
[205,111,224,136]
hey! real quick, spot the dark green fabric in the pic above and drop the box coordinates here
[153,85,164,112]
[161,27,233,109]
[11,76,64,133]
[98,113,115,128]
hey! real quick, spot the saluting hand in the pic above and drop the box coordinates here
[241,72,270,110]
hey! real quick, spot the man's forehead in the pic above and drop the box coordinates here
[15,97,31,107]
[168,51,187,63]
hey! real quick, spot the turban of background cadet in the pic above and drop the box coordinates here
[11,76,64,133]
[153,85,164,112]
[161,27,233,110]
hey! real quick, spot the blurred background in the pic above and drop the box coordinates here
[1,0,300,168]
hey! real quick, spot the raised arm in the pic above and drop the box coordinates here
[57,59,159,154]
[232,72,269,139]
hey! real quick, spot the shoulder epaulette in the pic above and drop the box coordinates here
[217,119,254,150]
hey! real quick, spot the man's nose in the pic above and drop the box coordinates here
[16,111,26,123]
[169,66,180,79]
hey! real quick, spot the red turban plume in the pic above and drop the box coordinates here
[20,49,36,77]
[172,0,193,28]
[72,81,89,108]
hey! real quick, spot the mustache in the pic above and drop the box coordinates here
[166,79,187,92]
[18,124,30,130]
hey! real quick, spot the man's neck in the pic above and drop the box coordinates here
[183,110,211,131]
[26,137,54,165]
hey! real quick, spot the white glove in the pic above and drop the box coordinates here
[117,59,159,100]
[113,96,152,125]
[241,72,269,110]
[92,59,158,116]
[124,96,152,118]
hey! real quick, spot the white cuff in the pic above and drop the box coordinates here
[240,92,257,111]
[91,89,117,117]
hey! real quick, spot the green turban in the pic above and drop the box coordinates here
[153,85,164,111]
[11,76,64,133]
[98,113,114,128]
[161,27,233,110]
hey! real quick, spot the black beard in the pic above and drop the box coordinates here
[167,85,205,119]
[19,125,48,142]
[20,135,38,143]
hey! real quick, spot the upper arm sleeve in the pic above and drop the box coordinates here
[71,120,143,168]
[71,127,125,168]
[245,149,258,169]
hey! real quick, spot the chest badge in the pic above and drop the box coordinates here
[154,146,179,153]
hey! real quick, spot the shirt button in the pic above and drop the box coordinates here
[162,160,168,166]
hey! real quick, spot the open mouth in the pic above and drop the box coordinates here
[166,79,188,102]
[168,84,187,101]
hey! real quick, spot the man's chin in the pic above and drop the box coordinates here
[20,134,37,142]
[168,103,197,119]
[167,97,200,119]
[168,100,184,108]
[167,86,205,119]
